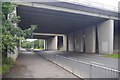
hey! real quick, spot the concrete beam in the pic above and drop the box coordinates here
[97,20,114,54]
[15,2,118,20]
[84,26,96,53]
[33,33,63,36]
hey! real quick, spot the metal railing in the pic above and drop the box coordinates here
[58,0,118,12]
[39,52,120,79]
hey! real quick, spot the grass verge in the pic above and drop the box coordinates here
[0,57,14,74]
[103,54,120,59]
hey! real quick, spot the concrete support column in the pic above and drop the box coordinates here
[43,40,46,50]
[45,40,47,50]
[97,20,114,54]
[114,33,119,53]
[63,35,67,51]
[75,30,84,52]
[84,26,96,53]
[46,36,58,50]
[113,21,119,53]
[68,33,75,51]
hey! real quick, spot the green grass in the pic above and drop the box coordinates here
[2,64,13,73]
[103,54,120,59]
[0,57,14,74]
[34,48,44,50]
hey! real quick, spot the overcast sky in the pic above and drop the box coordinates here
[64,0,120,11]
[90,0,120,7]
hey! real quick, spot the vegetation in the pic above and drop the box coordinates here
[21,39,44,50]
[2,2,37,58]
[1,2,37,73]
[103,54,120,59]
[1,58,14,73]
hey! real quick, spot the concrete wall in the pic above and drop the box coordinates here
[68,32,75,51]
[7,47,19,61]
[75,30,84,52]
[46,36,58,50]
[97,20,114,54]
[84,26,96,53]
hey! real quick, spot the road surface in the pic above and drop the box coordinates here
[35,50,119,78]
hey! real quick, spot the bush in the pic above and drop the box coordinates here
[2,57,14,65]
[1,57,14,74]
[2,64,11,73]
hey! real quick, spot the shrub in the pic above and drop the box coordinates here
[2,57,14,65]
[2,57,14,74]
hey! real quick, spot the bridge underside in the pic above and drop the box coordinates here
[17,4,119,54]
[17,5,108,34]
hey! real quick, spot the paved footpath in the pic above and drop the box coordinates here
[3,50,78,78]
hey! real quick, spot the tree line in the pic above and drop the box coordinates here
[21,39,44,50]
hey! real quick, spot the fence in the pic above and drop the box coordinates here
[39,52,120,79]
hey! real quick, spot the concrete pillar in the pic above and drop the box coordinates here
[75,30,84,52]
[46,36,58,50]
[97,20,114,54]
[113,21,119,53]
[114,33,119,53]
[43,40,46,50]
[45,40,47,50]
[63,35,67,51]
[68,33,75,51]
[84,26,96,53]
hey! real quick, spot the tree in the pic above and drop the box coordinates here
[2,2,37,58]
[21,39,44,49]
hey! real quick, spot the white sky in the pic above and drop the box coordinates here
[61,0,120,11]
[27,39,37,42]
[90,0,120,7]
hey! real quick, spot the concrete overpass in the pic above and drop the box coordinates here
[15,1,119,54]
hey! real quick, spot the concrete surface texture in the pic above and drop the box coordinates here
[97,20,114,54]
[84,26,96,53]
[46,36,58,50]
[68,32,75,51]
[3,51,78,78]
[63,35,67,51]
[16,2,119,54]
[75,30,84,52]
